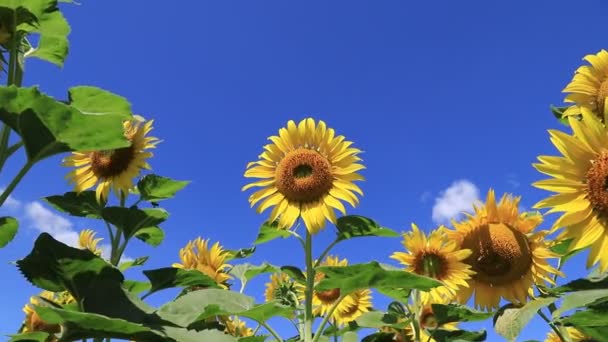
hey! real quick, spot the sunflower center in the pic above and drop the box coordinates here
[413,253,447,279]
[89,146,135,179]
[316,288,341,303]
[597,80,608,115]
[275,148,334,202]
[461,223,532,286]
[586,151,608,216]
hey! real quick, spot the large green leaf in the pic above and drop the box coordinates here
[431,329,487,342]
[137,174,190,202]
[102,206,168,239]
[226,246,256,261]
[254,221,291,245]
[431,304,494,325]
[375,287,411,303]
[335,215,398,241]
[552,289,608,319]
[119,256,149,272]
[161,326,238,342]
[26,4,70,66]
[0,216,17,248]
[142,267,220,297]
[7,332,50,342]
[493,297,557,341]
[124,280,151,295]
[315,262,441,294]
[550,272,608,294]
[0,86,131,162]
[355,311,409,329]
[43,191,103,218]
[135,226,165,247]
[229,262,279,285]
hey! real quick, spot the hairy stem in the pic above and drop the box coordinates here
[304,229,314,342]
[0,160,33,206]
[538,310,569,342]
[312,295,346,342]
[260,321,284,342]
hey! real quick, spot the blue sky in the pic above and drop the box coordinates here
[0,0,606,340]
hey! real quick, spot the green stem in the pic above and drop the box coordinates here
[260,321,283,342]
[548,258,564,314]
[311,295,346,342]
[304,229,314,342]
[0,160,33,206]
[109,226,122,266]
[538,310,569,342]
[411,290,421,342]
[314,239,339,268]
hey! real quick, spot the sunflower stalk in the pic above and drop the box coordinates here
[537,309,569,342]
[260,321,283,342]
[304,228,315,342]
[0,160,33,207]
[311,294,346,342]
[314,238,339,268]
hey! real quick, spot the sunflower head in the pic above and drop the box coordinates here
[545,327,595,342]
[264,272,301,307]
[390,224,474,304]
[533,108,608,272]
[447,189,562,310]
[311,255,372,326]
[172,237,232,288]
[243,118,365,234]
[63,118,159,203]
[380,305,458,342]
[562,49,608,119]
[222,316,254,338]
[78,229,103,256]
[21,291,61,336]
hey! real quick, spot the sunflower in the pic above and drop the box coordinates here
[222,316,254,338]
[243,118,364,234]
[562,49,608,119]
[172,237,232,288]
[446,190,562,311]
[264,272,301,307]
[380,305,458,342]
[21,291,61,338]
[390,224,474,304]
[311,255,372,326]
[78,229,103,256]
[545,327,595,342]
[533,107,608,272]
[63,118,159,202]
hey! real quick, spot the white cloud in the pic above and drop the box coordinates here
[0,187,22,211]
[432,180,480,224]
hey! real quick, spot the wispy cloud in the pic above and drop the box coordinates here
[419,191,433,203]
[432,180,480,224]
[0,187,22,211]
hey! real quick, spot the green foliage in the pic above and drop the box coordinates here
[431,304,494,325]
[432,329,487,342]
[552,289,608,319]
[315,261,441,294]
[124,280,151,295]
[0,215,17,248]
[550,105,571,126]
[254,221,291,245]
[355,311,409,329]
[134,226,165,246]
[229,262,279,287]
[493,297,557,341]
[335,215,398,241]
[102,206,168,239]
[119,256,149,272]
[7,332,50,342]
[25,3,71,66]
[550,271,608,294]
[142,267,220,297]
[43,191,103,218]
[137,174,190,203]
[226,246,256,260]
[0,86,131,162]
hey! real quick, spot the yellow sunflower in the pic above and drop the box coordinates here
[264,272,301,307]
[78,229,103,256]
[562,49,608,118]
[390,224,474,304]
[533,107,608,272]
[243,118,364,234]
[311,255,372,326]
[21,291,61,337]
[222,316,254,338]
[446,190,562,311]
[63,118,159,202]
[381,305,458,342]
[545,327,594,342]
[172,237,232,288]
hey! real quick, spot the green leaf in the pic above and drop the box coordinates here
[43,191,103,218]
[102,206,168,239]
[137,174,190,202]
[549,238,584,262]
[362,332,397,342]
[550,105,571,126]
[7,332,50,342]
[134,226,165,247]
[254,221,291,245]
[161,326,238,342]
[375,287,411,303]
[34,306,160,341]
[280,265,306,284]
[123,280,151,295]
[27,6,71,66]
[239,336,267,342]
[431,304,494,325]
[315,262,441,294]
[552,289,608,319]
[0,216,17,248]
[0,86,131,162]
[335,215,399,241]
[226,246,256,260]
[157,289,292,327]
[68,86,132,116]
[493,297,557,341]
[343,331,359,342]
[118,256,149,272]
[551,272,608,294]
[431,329,487,342]
[355,311,409,329]
[143,267,220,297]
[229,262,279,285]
[561,307,608,327]
[574,326,608,342]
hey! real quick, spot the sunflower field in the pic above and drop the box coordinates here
[1,1,607,342]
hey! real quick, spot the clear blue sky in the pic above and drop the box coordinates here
[0,1,606,340]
